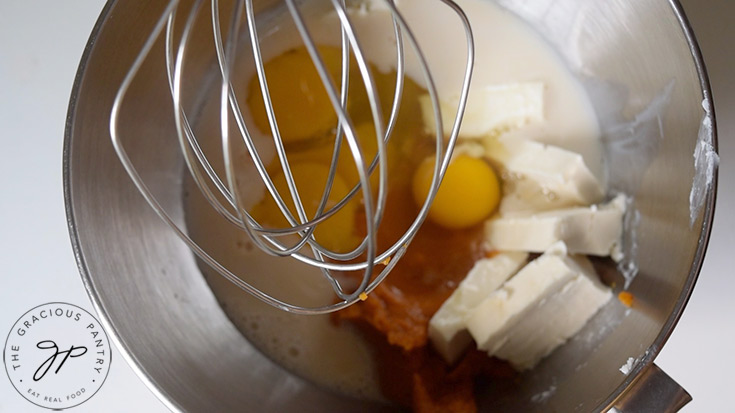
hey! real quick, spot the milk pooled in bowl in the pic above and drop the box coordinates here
[185,0,606,403]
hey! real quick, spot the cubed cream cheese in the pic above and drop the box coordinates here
[428,252,528,364]
[420,82,544,138]
[485,137,605,213]
[485,194,626,258]
[466,242,611,370]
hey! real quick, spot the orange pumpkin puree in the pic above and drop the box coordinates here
[334,184,515,412]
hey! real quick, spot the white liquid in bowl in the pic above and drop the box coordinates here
[185,0,603,402]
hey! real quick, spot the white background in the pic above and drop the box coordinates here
[0,1,732,412]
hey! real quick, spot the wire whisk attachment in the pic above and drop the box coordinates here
[111,0,474,314]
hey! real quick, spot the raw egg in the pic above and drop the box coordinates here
[246,47,343,143]
[412,154,500,229]
[250,162,360,253]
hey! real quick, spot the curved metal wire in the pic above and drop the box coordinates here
[110,0,474,314]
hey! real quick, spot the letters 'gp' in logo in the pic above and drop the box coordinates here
[3,302,112,410]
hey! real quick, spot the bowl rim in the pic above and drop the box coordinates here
[598,0,719,408]
[63,2,187,411]
[62,0,719,411]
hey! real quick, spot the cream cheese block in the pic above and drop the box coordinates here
[428,252,528,364]
[420,82,544,138]
[485,137,605,213]
[485,194,626,259]
[466,242,611,370]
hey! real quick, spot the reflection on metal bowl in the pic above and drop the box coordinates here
[64,0,717,411]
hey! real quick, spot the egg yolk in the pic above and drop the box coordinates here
[412,155,500,229]
[246,47,343,143]
[285,122,380,192]
[250,162,361,253]
[336,123,380,190]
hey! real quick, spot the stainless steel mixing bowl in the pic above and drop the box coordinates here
[64,0,717,411]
